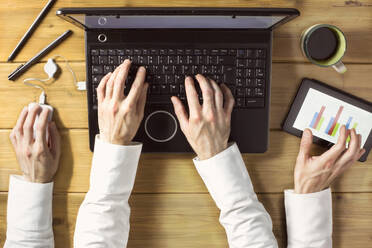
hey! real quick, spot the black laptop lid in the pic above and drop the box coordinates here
[56,7,299,31]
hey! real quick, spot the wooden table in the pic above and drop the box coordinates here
[0,1,371,247]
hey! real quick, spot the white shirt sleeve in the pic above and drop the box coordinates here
[73,136,142,248]
[193,143,278,248]
[4,175,54,248]
[284,188,332,248]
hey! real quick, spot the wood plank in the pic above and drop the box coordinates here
[1,1,372,63]
[1,192,371,247]
[1,130,371,193]
[1,62,371,129]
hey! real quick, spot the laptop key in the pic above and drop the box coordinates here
[256,68,265,78]
[247,49,255,58]
[150,85,160,94]
[218,56,234,65]
[236,98,245,107]
[223,66,235,84]
[117,49,125,55]
[99,49,108,55]
[237,49,246,58]
[256,78,264,87]
[160,84,170,94]
[92,75,103,85]
[148,95,172,104]
[91,49,99,56]
[246,98,264,108]
[92,65,103,74]
[104,65,113,74]
[254,88,265,97]
[257,49,266,58]
[125,49,133,55]
[170,84,179,94]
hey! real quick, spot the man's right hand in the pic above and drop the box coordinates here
[294,126,365,194]
[171,74,235,160]
[97,60,149,145]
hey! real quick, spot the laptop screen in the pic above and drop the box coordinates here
[57,8,299,30]
[70,15,287,29]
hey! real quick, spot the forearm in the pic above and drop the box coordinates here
[285,188,332,248]
[4,175,54,248]
[194,143,278,248]
[74,136,142,248]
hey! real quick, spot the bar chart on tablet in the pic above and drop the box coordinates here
[293,88,372,147]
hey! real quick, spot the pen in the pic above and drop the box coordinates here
[8,30,73,81]
[7,0,57,62]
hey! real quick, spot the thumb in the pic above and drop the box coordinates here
[171,96,189,132]
[298,128,313,160]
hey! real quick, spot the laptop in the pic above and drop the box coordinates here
[57,7,300,152]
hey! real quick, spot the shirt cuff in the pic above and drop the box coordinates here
[7,175,53,230]
[193,143,255,209]
[90,135,142,195]
[284,188,332,244]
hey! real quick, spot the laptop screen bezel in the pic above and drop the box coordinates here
[56,7,300,31]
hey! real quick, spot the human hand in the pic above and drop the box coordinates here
[9,105,61,183]
[171,74,235,160]
[294,126,365,194]
[97,60,149,145]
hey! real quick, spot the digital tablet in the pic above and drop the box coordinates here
[282,78,372,162]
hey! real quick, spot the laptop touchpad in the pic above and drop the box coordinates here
[145,110,178,143]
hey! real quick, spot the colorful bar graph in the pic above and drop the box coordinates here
[331,123,340,136]
[346,123,359,142]
[309,106,325,129]
[310,112,318,128]
[345,117,353,129]
[313,106,325,129]
[316,117,325,131]
[327,106,344,135]
[325,117,334,134]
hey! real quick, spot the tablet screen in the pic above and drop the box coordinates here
[293,88,372,147]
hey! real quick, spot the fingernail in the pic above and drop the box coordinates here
[303,129,311,136]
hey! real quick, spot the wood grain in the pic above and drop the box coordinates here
[1,192,371,248]
[1,63,371,130]
[1,0,372,247]
[1,0,372,63]
[1,129,371,193]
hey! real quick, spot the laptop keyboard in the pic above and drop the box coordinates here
[90,47,266,109]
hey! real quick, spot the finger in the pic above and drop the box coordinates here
[23,104,41,143]
[113,60,131,100]
[208,78,224,111]
[357,148,366,160]
[105,65,121,99]
[171,96,189,131]
[320,125,347,163]
[126,66,146,104]
[339,129,361,162]
[195,74,215,110]
[97,72,111,103]
[220,84,235,117]
[298,128,313,160]
[14,107,28,139]
[185,76,201,116]
[35,107,50,145]
[48,122,61,159]
[137,83,149,119]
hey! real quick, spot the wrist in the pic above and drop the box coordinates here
[196,143,228,160]
[23,174,53,184]
[99,133,131,146]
